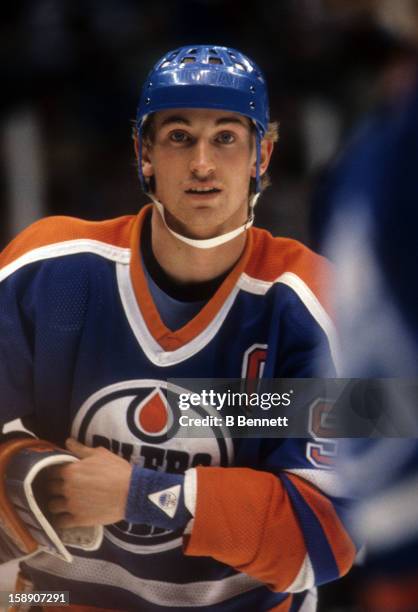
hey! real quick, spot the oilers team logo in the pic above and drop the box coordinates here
[71,380,233,554]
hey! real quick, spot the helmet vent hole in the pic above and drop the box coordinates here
[209,57,222,64]
[188,48,197,54]
[181,57,196,64]
[169,51,178,59]
[209,48,219,55]
[234,62,245,71]
[161,61,171,68]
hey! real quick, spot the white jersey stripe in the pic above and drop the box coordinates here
[0,239,338,373]
[284,468,342,497]
[26,553,264,607]
[116,263,240,366]
[238,272,340,373]
[286,555,315,592]
[0,240,131,283]
[299,588,318,612]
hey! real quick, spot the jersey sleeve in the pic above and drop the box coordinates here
[0,221,46,427]
[183,459,356,593]
[0,266,36,426]
[0,216,106,435]
[0,218,78,428]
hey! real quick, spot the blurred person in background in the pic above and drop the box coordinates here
[313,1,418,609]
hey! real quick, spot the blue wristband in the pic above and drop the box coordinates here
[125,466,192,531]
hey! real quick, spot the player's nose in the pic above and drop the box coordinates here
[189,140,215,178]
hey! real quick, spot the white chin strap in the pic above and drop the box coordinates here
[149,193,260,249]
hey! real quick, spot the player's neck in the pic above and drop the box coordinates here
[150,207,247,284]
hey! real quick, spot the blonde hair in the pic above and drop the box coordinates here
[259,121,279,192]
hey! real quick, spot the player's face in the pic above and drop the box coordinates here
[141,109,272,239]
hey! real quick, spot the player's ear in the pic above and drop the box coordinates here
[133,133,154,178]
[251,139,274,178]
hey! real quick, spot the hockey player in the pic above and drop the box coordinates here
[0,46,355,611]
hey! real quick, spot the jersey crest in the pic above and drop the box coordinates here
[71,380,233,553]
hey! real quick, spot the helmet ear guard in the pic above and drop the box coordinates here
[136,45,271,248]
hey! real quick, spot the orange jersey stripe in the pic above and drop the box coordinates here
[183,466,306,592]
[245,228,334,313]
[286,473,356,577]
[129,207,254,351]
[0,214,135,270]
[0,205,334,352]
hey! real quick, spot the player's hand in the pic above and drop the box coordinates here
[45,438,132,528]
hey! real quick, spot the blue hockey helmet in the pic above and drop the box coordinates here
[136,45,270,193]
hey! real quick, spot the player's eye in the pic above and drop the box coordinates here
[216,132,235,144]
[169,130,190,143]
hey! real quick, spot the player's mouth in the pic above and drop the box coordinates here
[184,187,221,198]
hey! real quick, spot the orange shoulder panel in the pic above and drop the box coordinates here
[246,227,334,311]
[0,214,136,269]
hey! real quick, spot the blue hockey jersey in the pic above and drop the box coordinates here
[0,204,355,611]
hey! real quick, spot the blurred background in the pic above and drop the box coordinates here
[1,0,418,251]
[2,1,418,610]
